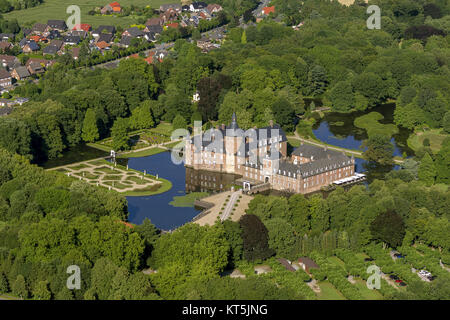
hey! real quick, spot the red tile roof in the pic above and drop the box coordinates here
[73,23,92,32]
[166,22,179,29]
[262,6,275,15]
[96,41,110,49]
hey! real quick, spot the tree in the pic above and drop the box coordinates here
[111,117,129,151]
[81,108,99,143]
[172,114,187,130]
[239,214,275,262]
[0,118,31,159]
[241,30,247,44]
[308,65,328,96]
[362,134,394,165]
[33,280,52,300]
[418,152,436,186]
[442,112,450,134]
[328,81,355,112]
[370,210,405,248]
[0,272,8,294]
[192,28,201,41]
[265,218,297,258]
[12,275,28,299]
[271,97,296,132]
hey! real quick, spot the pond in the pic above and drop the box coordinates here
[312,103,414,157]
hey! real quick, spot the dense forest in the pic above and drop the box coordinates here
[0,0,449,300]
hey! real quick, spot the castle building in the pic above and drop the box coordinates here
[185,113,356,194]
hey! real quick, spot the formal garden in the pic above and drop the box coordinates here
[53,158,172,196]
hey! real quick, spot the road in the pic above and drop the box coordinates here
[220,190,241,222]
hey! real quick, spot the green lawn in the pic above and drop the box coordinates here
[169,192,209,207]
[354,112,399,138]
[4,0,178,28]
[327,256,346,268]
[353,279,384,300]
[150,122,174,136]
[407,129,448,154]
[316,281,346,300]
[121,147,166,158]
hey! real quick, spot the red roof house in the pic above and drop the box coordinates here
[166,22,179,29]
[262,6,275,15]
[73,24,92,32]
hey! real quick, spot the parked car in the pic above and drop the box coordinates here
[390,275,399,280]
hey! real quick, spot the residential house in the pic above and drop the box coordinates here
[73,24,92,32]
[46,30,61,40]
[101,2,122,14]
[159,3,182,13]
[197,38,220,52]
[21,40,40,53]
[49,39,64,50]
[119,36,132,48]
[63,35,81,46]
[43,45,59,55]
[71,30,88,39]
[47,20,67,31]
[11,66,31,81]
[160,8,179,24]
[31,23,49,35]
[96,41,111,51]
[0,42,11,51]
[262,6,275,16]
[278,258,297,272]
[92,25,116,37]
[166,22,179,29]
[144,32,156,42]
[15,97,29,105]
[207,4,223,14]
[0,106,12,116]
[97,33,114,44]
[122,27,144,38]
[0,55,19,70]
[0,33,14,42]
[0,69,12,87]
[298,257,319,274]
[182,5,190,12]
[190,2,208,12]
[22,28,32,37]
[144,24,163,36]
[26,58,52,75]
[146,17,163,26]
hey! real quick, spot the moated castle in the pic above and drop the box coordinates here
[185,113,359,194]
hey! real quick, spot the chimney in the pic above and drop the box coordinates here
[269,120,274,128]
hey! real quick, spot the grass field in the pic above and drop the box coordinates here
[169,192,209,207]
[317,281,346,300]
[407,129,448,154]
[353,279,384,300]
[354,112,399,138]
[121,147,166,158]
[5,0,178,28]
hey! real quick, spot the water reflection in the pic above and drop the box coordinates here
[185,167,241,193]
[312,104,414,157]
